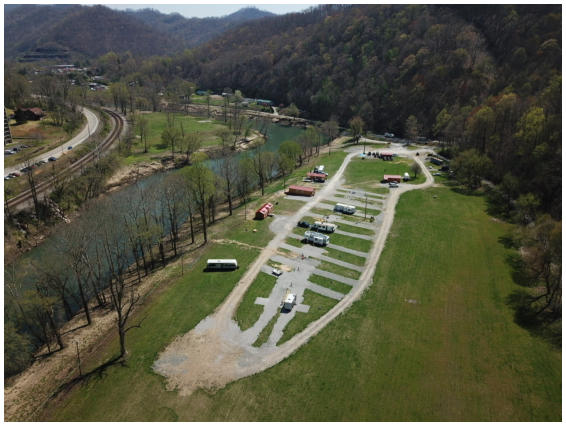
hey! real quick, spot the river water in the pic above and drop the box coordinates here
[6,122,305,316]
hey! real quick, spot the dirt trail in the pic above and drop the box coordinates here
[154,146,434,396]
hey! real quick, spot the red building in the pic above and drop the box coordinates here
[287,185,315,197]
[255,203,274,219]
[384,174,402,183]
[307,172,326,182]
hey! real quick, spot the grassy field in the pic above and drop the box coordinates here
[328,231,372,252]
[277,289,339,345]
[322,246,367,267]
[123,112,227,165]
[44,164,560,421]
[308,273,353,294]
[234,273,278,330]
[315,259,361,280]
[343,157,425,191]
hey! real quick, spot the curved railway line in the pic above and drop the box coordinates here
[6,108,125,212]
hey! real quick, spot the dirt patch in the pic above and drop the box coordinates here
[105,161,174,192]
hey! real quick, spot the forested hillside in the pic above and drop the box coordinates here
[183,4,560,217]
[127,7,275,47]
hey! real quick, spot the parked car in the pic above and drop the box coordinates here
[298,220,311,228]
[48,156,57,162]
[272,268,283,276]
[9,172,20,178]
[389,182,399,188]
[4,175,12,180]
[35,160,46,166]
[67,146,73,150]
[384,132,395,138]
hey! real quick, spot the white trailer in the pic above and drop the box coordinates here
[311,221,337,233]
[206,259,238,271]
[282,289,297,310]
[304,231,330,246]
[334,203,356,214]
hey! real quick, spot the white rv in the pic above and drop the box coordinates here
[304,231,330,246]
[283,290,297,310]
[334,203,356,214]
[206,259,238,271]
[311,221,337,233]
[403,172,410,181]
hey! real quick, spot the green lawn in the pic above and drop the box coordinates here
[277,289,339,345]
[343,157,425,192]
[308,273,353,294]
[44,170,561,421]
[323,246,367,267]
[315,259,361,280]
[234,273,278,331]
[253,313,279,347]
[285,237,303,248]
[123,112,228,165]
[327,232,372,253]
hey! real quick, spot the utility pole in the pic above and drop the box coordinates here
[75,341,82,377]
[364,193,368,219]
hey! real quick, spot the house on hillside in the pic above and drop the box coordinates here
[256,99,273,107]
[14,107,45,122]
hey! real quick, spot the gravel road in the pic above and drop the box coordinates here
[154,145,434,396]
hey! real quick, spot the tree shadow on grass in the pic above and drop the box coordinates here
[503,242,561,349]
[506,290,561,349]
[449,186,484,197]
[50,354,124,400]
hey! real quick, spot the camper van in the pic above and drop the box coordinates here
[206,259,238,271]
[334,203,356,215]
[311,221,337,233]
[304,231,330,246]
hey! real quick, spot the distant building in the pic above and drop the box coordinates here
[256,99,273,107]
[307,172,327,182]
[14,107,45,122]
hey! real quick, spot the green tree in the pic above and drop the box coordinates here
[452,149,492,190]
[183,154,215,243]
[405,115,419,142]
[349,116,364,143]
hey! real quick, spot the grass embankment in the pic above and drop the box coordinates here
[235,273,278,331]
[308,273,353,294]
[46,160,560,421]
[315,260,361,280]
[277,289,339,345]
[344,157,425,191]
[323,246,366,267]
[123,113,228,165]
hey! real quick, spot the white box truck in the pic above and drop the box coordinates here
[311,221,337,233]
[283,290,297,311]
[334,203,356,214]
[304,231,330,246]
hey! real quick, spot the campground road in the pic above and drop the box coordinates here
[4,107,100,176]
[155,145,435,395]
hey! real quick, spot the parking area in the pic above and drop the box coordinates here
[235,182,388,347]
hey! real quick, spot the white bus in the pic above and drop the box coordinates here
[206,259,239,271]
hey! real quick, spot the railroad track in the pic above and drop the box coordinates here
[6,108,125,212]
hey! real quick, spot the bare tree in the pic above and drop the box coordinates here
[183,154,216,243]
[217,152,237,215]
[136,113,149,153]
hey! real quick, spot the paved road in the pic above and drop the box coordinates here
[154,144,434,396]
[4,107,99,176]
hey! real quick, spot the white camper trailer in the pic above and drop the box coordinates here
[311,221,337,233]
[334,203,356,214]
[282,289,297,310]
[304,231,330,246]
[206,259,238,271]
